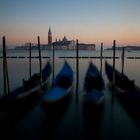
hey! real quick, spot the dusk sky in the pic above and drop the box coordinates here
[0,0,140,48]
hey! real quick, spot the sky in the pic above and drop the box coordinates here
[0,0,140,48]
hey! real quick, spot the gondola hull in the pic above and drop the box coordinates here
[0,61,51,109]
[84,62,104,105]
[105,61,140,103]
[42,61,73,104]
[105,61,140,128]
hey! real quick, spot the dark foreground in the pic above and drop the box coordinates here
[0,86,140,140]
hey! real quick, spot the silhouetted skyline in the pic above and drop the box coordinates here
[0,0,140,48]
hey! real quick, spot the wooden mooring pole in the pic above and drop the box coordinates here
[3,36,10,95]
[37,36,42,87]
[112,40,116,97]
[3,36,7,95]
[76,40,79,102]
[100,42,103,76]
[29,43,32,79]
[52,43,55,82]
[121,47,125,75]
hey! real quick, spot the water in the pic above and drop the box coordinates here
[0,49,140,140]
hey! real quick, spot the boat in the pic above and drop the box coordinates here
[82,62,104,139]
[105,61,140,104]
[105,61,140,127]
[83,62,104,105]
[0,61,51,108]
[42,61,73,104]
[105,61,135,92]
[23,61,51,90]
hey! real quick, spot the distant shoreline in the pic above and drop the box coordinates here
[105,46,140,51]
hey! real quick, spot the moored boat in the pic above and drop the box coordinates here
[83,62,104,105]
[105,61,140,128]
[42,61,73,104]
[83,62,104,140]
[0,61,52,108]
[105,60,140,105]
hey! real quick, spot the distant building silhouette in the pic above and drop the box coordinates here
[54,36,75,49]
[14,27,96,50]
[78,43,96,50]
[48,26,52,45]
[53,36,96,50]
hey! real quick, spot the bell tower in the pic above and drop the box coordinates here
[48,26,52,45]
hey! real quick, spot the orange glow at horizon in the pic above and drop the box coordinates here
[1,28,140,48]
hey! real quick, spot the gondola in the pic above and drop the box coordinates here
[105,61,140,128]
[83,62,104,105]
[105,61,140,104]
[0,61,51,108]
[83,62,104,140]
[42,61,73,104]
[23,61,51,90]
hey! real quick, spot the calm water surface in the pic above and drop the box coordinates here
[0,49,140,140]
